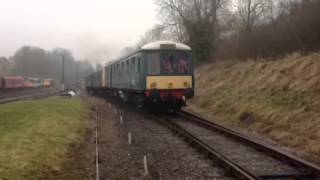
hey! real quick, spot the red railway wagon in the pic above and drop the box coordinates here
[0,76,25,89]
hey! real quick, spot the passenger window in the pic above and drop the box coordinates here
[116,65,118,78]
[121,62,124,77]
[126,60,129,72]
[132,57,135,64]
[147,53,160,75]
[131,57,135,73]
[118,63,120,78]
[137,57,141,73]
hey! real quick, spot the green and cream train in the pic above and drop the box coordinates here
[85,41,195,110]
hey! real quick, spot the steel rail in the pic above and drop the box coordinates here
[0,89,59,104]
[178,110,320,178]
[156,116,259,180]
[0,88,57,99]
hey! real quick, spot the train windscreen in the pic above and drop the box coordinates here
[147,51,192,75]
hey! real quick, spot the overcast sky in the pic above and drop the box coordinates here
[0,0,157,64]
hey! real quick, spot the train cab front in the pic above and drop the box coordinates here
[144,47,194,110]
[145,73,194,110]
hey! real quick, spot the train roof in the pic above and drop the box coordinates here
[89,41,192,75]
[140,41,191,51]
[28,77,40,80]
[1,76,24,80]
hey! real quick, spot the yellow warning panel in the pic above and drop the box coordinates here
[146,76,192,90]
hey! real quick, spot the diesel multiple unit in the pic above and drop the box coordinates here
[85,41,194,110]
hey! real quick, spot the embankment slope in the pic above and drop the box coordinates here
[187,53,320,162]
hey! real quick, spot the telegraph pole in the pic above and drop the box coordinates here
[61,55,65,91]
[76,62,79,90]
[76,62,78,83]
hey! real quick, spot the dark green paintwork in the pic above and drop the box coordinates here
[87,49,194,92]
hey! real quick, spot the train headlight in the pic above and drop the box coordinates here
[151,82,157,89]
[183,81,190,88]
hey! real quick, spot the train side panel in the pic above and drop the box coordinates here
[109,53,145,91]
[1,76,25,89]
[0,78,3,89]
[85,74,93,90]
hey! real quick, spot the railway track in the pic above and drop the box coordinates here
[0,88,59,104]
[154,110,320,179]
[0,88,51,99]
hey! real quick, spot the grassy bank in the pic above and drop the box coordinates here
[187,53,320,162]
[0,97,88,179]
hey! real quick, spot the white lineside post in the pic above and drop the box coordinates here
[128,132,132,145]
[143,155,148,176]
[120,115,123,125]
[95,108,100,180]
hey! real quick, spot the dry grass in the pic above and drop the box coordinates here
[0,97,88,180]
[187,52,320,162]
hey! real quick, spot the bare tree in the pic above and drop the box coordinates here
[119,24,168,58]
[217,0,320,60]
[10,46,94,86]
[0,57,11,76]
[136,24,166,48]
[156,0,228,62]
[235,0,274,32]
[119,46,136,57]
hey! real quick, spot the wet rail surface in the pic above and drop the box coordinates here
[155,110,320,179]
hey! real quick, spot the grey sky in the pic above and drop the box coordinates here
[0,0,157,64]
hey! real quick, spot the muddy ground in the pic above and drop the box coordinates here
[43,96,234,180]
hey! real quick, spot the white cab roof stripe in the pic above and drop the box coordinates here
[141,41,191,50]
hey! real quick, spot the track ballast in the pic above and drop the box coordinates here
[154,110,320,179]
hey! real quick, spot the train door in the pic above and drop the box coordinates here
[110,65,113,88]
[135,56,141,89]
[102,68,106,88]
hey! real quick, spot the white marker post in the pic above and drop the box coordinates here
[120,116,123,125]
[143,155,148,176]
[128,132,132,145]
[95,110,100,180]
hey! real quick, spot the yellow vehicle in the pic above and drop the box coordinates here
[43,79,55,88]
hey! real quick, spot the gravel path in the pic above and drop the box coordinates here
[43,96,234,179]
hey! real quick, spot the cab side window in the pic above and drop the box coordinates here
[147,53,160,75]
